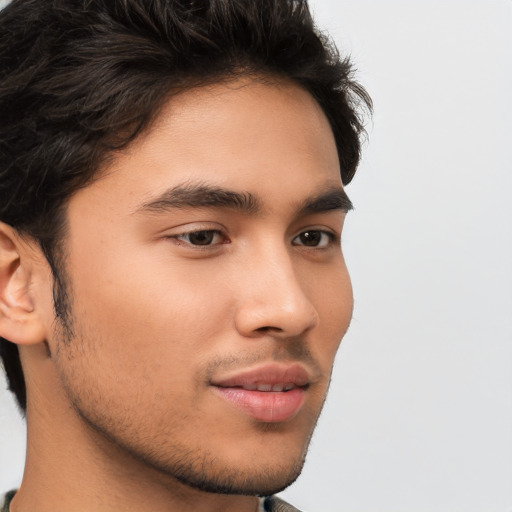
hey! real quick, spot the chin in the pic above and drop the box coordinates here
[126,429,311,496]
[167,453,307,496]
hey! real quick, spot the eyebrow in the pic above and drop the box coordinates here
[137,183,352,216]
[138,183,260,214]
[298,187,353,215]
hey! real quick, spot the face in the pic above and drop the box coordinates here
[46,78,353,495]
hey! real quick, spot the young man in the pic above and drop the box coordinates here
[0,1,371,510]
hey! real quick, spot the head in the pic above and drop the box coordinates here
[0,0,371,496]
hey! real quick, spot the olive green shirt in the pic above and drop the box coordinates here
[1,491,14,512]
[263,495,302,511]
[1,491,301,512]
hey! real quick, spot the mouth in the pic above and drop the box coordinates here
[210,364,310,423]
[225,382,302,392]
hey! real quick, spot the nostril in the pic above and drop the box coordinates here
[234,287,318,338]
[255,326,284,334]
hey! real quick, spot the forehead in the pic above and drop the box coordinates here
[73,77,342,215]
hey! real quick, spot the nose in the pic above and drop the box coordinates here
[234,248,319,339]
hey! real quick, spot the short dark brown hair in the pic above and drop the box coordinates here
[0,0,371,412]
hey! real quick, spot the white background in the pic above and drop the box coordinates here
[1,1,511,511]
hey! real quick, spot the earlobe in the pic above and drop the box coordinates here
[0,223,47,345]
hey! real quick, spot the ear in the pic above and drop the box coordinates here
[0,222,47,345]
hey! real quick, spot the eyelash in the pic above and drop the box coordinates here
[171,230,227,247]
[168,229,337,249]
[292,230,336,248]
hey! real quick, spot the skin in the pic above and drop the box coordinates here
[1,77,353,512]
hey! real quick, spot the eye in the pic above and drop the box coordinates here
[173,230,226,246]
[292,230,334,248]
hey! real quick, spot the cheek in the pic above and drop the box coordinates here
[328,268,353,336]
[305,259,353,366]
[66,250,232,376]
[73,238,226,324]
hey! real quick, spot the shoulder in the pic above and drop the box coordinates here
[263,495,303,512]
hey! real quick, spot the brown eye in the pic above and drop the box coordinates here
[293,230,332,248]
[176,230,224,246]
[187,230,215,245]
[299,231,321,246]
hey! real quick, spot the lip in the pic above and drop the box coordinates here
[211,363,310,388]
[211,363,310,422]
